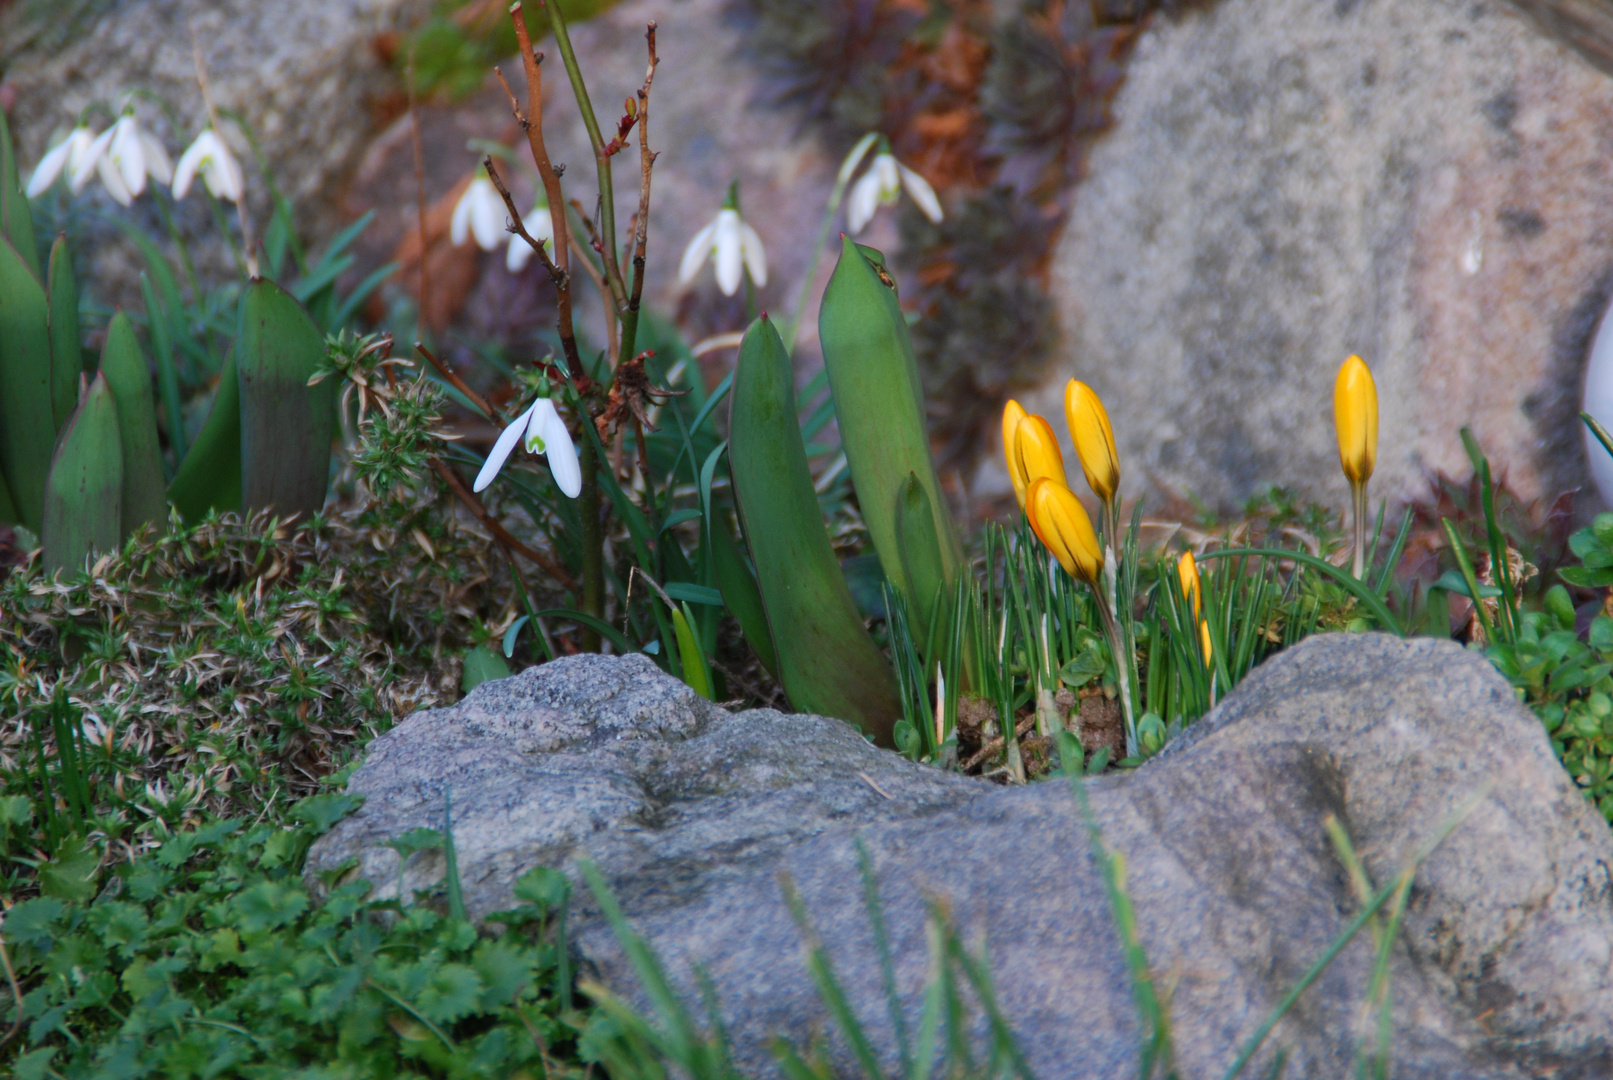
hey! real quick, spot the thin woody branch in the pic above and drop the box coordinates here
[415,342,496,421]
[431,457,580,591]
[614,21,659,371]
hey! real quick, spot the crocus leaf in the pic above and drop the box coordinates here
[46,234,81,430]
[0,235,58,533]
[729,313,901,744]
[98,311,168,534]
[42,372,123,574]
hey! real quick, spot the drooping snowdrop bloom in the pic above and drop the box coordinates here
[845,143,942,234]
[172,128,245,203]
[451,170,506,252]
[473,394,581,498]
[70,112,172,206]
[678,188,766,297]
[506,194,555,272]
[26,126,99,197]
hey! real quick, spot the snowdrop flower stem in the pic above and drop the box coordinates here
[780,132,879,356]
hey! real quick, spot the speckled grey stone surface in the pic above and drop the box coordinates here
[309,636,1613,1078]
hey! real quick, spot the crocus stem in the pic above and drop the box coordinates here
[1351,480,1368,580]
[1096,558,1138,759]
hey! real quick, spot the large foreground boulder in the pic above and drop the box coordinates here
[309,636,1613,1077]
[1011,0,1613,511]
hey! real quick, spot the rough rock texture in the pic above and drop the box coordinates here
[1012,0,1613,511]
[307,653,984,919]
[310,635,1613,1078]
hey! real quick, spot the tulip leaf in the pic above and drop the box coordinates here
[895,471,949,660]
[729,314,901,744]
[710,508,779,679]
[818,237,962,614]
[168,349,242,521]
[0,470,17,526]
[99,312,169,534]
[47,234,82,430]
[0,234,55,533]
[42,373,123,575]
[0,107,40,280]
[461,645,512,694]
[237,277,334,519]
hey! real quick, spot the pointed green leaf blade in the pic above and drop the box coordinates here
[462,645,512,694]
[99,311,168,533]
[710,507,779,679]
[0,107,40,280]
[167,349,242,521]
[42,372,123,574]
[730,314,901,744]
[818,238,961,610]
[0,235,55,532]
[895,471,948,653]
[46,233,81,430]
[237,278,333,518]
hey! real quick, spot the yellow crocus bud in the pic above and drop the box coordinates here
[1064,379,1120,504]
[1200,619,1213,666]
[1333,355,1378,487]
[1025,477,1104,585]
[1015,415,1068,492]
[1002,399,1030,506]
[1177,551,1202,621]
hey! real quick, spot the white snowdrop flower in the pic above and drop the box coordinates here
[845,146,942,234]
[473,395,581,498]
[25,126,98,197]
[678,205,766,297]
[450,171,506,252]
[70,112,171,204]
[173,128,245,203]
[506,198,555,272]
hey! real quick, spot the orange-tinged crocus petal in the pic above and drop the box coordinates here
[1002,399,1030,505]
[1200,620,1213,665]
[1064,379,1120,504]
[1334,354,1378,487]
[1177,551,1202,621]
[1015,415,1068,491]
[1025,477,1103,585]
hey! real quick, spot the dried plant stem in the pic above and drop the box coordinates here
[614,23,658,373]
[430,457,578,590]
[414,342,495,421]
[407,48,432,332]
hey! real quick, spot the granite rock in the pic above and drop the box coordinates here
[1007,0,1613,512]
[309,635,1613,1077]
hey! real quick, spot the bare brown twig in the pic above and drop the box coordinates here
[430,458,578,591]
[627,23,659,325]
[414,342,495,421]
[407,47,432,331]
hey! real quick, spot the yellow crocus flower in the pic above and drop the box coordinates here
[1025,477,1103,585]
[1015,415,1068,490]
[1177,550,1202,621]
[1333,354,1377,487]
[1200,619,1213,666]
[1002,399,1030,506]
[1063,379,1120,505]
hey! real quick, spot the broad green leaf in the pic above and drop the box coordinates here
[290,791,364,835]
[729,314,901,744]
[38,834,100,901]
[895,471,949,656]
[231,879,308,934]
[99,311,168,533]
[46,233,81,429]
[462,644,511,693]
[41,372,122,574]
[0,235,55,532]
[236,277,334,518]
[167,349,242,520]
[818,238,962,611]
[710,504,778,679]
[0,107,40,279]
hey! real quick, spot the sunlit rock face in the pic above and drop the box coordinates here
[1009,0,1613,513]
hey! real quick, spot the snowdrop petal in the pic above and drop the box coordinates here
[141,133,173,185]
[678,220,716,284]
[71,128,114,192]
[97,154,133,206]
[846,171,880,234]
[470,182,504,251]
[713,209,744,296]
[532,400,582,498]
[507,233,534,272]
[110,117,146,195]
[450,183,475,247]
[898,163,943,223]
[473,404,536,492]
[873,153,901,201]
[530,205,555,247]
[205,144,246,203]
[27,134,78,196]
[172,135,206,200]
[740,222,768,288]
[835,132,878,185]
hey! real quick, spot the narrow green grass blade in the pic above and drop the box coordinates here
[46,234,81,430]
[42,373,122,574]
[818,238,963,607]
[237,278,333,518]
[730,314,901,743]
[0,235,55,532]
[0,107,40,280]
[1439,518,1492,644]
[856,837,913,1079]
[1371,509,1414,598]
[672,602,713,700]
[167,350,242,520]
[780,872,889,1080]
[1198,548,1403,636]
[98,312,168,534]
